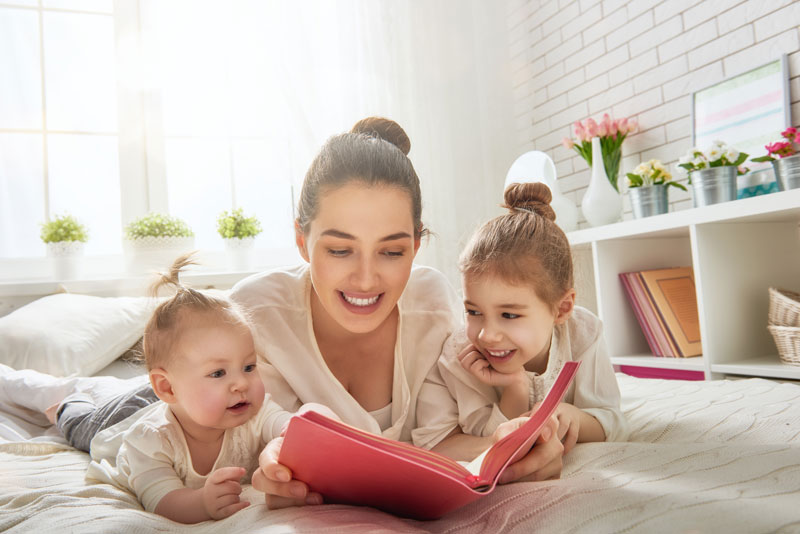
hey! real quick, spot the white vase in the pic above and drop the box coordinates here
[47,241,84,280]
[224,236,256,271]
[581,137,622,227]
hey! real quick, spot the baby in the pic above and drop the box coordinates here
[54,255,333,523]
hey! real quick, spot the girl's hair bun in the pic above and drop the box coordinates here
[502,182,556,222]
[351,116,411,156]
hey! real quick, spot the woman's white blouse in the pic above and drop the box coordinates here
[412,306,629,449]
[229,263,462,442]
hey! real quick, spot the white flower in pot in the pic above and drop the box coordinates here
[626,160,687,219]
[123,213,195,275]
[41,214,89,280]
[217,208,261,271]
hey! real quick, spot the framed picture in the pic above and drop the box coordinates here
[691,56,791,198]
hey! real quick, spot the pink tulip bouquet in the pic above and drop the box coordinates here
[751,126,800,162]
[562,113,638,192]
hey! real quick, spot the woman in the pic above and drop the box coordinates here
[232,117,564,508]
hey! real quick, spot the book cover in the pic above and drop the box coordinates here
[619,272,663,357]
[639,267,702,357]
[278,361,580,520]
[631,271,681,357]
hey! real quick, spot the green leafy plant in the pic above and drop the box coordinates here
[217,208,262,239]
[626,159,686,191]
[40,214,89,243]
[124,213,194,240]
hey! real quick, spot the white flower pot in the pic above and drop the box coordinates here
[123,236,195,275]
[581,137,622,227]
[224,237,256,271]
[47,241,84,280]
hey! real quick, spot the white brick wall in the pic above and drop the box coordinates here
[506,0,800,225]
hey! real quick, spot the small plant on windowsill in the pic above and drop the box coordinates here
[40,214,89,280]
[123,213,195,274]
[217,208,261,271]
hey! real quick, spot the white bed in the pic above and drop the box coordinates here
[2,367,800,533]
[1,293,800,533]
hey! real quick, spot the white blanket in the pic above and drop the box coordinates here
[1,369,799,533]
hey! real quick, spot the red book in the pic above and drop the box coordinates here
[278,361,580,520]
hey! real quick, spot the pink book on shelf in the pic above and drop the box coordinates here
[619,272,663,356]
[621,271,680,357]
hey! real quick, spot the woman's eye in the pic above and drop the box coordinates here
[502,313,520,319]
[383,250,404,257]
[328,249,350,257]
[209,370,225,378]
[466,309,482,316]
[244,364,256,373]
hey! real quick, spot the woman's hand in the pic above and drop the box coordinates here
[495,414,564,483]
[252,436,323,509]
[551,402,582,454]
[457,343,527,387]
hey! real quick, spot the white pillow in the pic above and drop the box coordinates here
[0,293,155,377]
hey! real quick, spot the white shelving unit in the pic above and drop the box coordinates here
[568,188,800,381]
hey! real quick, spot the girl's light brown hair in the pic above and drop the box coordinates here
[142,253,249,370]
[459,182,573,311]
[295,116,426,238]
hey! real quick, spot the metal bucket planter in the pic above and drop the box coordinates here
[629,184,668,219]
[690,166,737,207]
[772,154,800,191]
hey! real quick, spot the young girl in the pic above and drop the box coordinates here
[66,255,333,523]
[413,182,627,455]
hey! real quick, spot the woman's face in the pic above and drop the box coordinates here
[297,182,420,335]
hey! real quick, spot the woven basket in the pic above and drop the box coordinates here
[768,287,800,327]
[768,325,800,366]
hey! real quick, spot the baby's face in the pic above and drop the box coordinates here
[168,319,265,431]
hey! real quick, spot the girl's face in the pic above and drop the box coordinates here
[462,273,574,374]
[297,182,420,336]
[162,318,265,433]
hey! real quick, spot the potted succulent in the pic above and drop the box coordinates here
[677,141,748,207]
[217,208,262,271]
[750,126,800,191]
[40,214,88,280]
[123,213,195,274]
[625,160,686,219]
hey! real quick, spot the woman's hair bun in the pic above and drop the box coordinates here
[351,116,411,156]
[502,182,556,222]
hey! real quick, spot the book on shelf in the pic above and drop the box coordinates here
[278,360,580,520]
[619,266,702,358]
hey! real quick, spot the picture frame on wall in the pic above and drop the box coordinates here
[691,55,791,198]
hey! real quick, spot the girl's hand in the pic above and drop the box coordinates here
[530,402,582,454]
[252,436,323,509]
[457,343,527,387]
[202,466,250,519]
[494,414,563,483]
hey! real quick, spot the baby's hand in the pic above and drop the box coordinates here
[457,343,527,387]
[203,466,249,520]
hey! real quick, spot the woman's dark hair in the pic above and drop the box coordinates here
[295,117,425,238]
[459,182,573,310]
